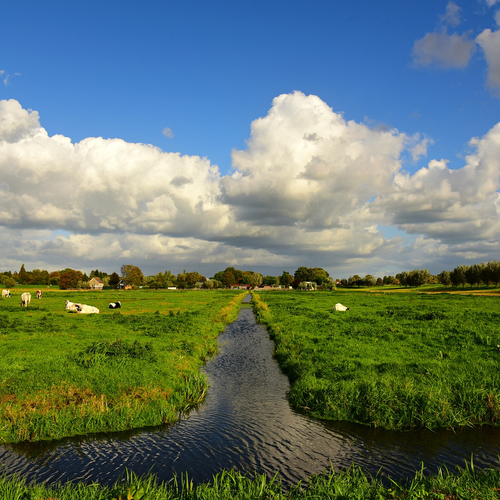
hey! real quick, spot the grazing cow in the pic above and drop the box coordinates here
[36,289,42,300]
[108,301,121,309]
[333,303,349,311]
[65,300,80,312]
[2,289,11,299]
[75,304,99,314]
[20,292,31,307]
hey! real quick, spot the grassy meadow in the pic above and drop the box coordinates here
[0,286,245,443]
[253,289,500,430]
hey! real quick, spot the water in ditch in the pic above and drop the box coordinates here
[1,297,500,487]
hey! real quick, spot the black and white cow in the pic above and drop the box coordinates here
[109,301,122,309]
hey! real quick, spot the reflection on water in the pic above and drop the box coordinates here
[1,297,500,487]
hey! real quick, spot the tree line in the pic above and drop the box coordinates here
[2,260,499,291]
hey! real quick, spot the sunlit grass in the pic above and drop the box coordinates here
[0,289,245,443]
[1,461,500,499]
[253,290,500,430]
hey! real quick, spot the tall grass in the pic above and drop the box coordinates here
[1,461,499,499]
[0,289,246,443]
[253,290,500,430]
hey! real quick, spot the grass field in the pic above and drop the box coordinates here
[2,461,500,499]
[0,287,245,443]
[253,289,500,430]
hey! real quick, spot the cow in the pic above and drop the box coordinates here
[333,303,349,311]
[108,301,121,309]
[36,290,42,300]
[65,300,80,312]
[20,292,31,307]
[75,304,99,314]
[2,289,11,299]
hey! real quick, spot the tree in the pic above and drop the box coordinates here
[262,275,278,286]
[451,265,468,288]
[19,264,30,284]
[5,277,16,288]
[121,265,144,287]
[407,269,430,287]
[364,275,376,287]
[279,271,293,288]
[186,271,204,288]
[311,267,329,284]
[49,271,60,286]
[213,271,225,283]
[59,270,81,290]
[31,269,49,285]
[222,270,236,287]
[438,270,451,287]
[109,272,120,287]
[249,273,263,286]
[294,267,313,282]
[488,261,500,287]
[396,271,409,287]
[376,277,383,286]
[320,277,336,290]
[465,263,484,288]
[348,275,361,287]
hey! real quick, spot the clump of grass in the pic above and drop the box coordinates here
[74,338,157,368]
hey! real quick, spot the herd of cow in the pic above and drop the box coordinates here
[1,290,121,313]
[3,290,346,314]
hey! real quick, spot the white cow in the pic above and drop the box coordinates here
[76,304,99,314]
[2,289,11,299]
[333,303,349,311]
[65,300,80,312]
[20,292,31,307]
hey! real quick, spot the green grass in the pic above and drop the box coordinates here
[0,288,245,443]
[253,290,500,430]
[1,461,500,499]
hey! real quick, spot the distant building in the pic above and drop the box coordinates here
[89,277,104,290]
[230,284,252,290]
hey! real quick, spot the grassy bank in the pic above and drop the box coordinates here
[253,290,500,430]
[0,289,245,443]
[1,462,499,499]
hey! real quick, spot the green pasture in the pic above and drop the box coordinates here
[253,290,500,430]
[0,287,245,443]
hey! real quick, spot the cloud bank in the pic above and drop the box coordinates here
[1,94,499,277]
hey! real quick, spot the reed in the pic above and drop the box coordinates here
[253,290,500,430]
[0,289,245,443]
[1,461,499,499]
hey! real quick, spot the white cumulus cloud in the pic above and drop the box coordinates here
[1,95,500,277]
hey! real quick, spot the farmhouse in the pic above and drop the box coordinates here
[89,277,104,290]
[230,284,252,290]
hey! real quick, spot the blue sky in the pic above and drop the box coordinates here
[1,0,500,279]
